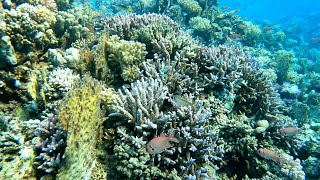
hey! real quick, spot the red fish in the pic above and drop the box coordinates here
[146,133,180,154]
[257,148,284,164]
[280,127,301,137]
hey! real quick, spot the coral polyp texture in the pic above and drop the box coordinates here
[0,1,319,180]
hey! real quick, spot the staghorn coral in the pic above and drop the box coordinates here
[97,13,179,41]
[198,44,283,121]
[33,111,66,176]
[106,71,223,179]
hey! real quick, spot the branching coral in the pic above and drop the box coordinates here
[197,44,283,121]
[33,111,66,175]
[106,70,223,179]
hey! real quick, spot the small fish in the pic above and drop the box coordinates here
[280,127,301,137]
[172,95,194,108]
[309,38,320,44]
[263,25,274,31]
[160,67,169,73]
[237,24,248,30]
[257,148,284,165]
[160,74,168,78]
[229,33,245,40]
[146,133,180,154]
[222,6,230,11]
[228,9,239,16]
[113,5,133,12]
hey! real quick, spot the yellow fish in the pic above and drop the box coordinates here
[146,133,180,154]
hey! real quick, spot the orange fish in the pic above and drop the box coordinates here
[257,148,284,164]
[146,133,180,154]
[280,127,301,137]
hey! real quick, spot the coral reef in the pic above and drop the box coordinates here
[33,112,66,175]
[106,73,223,179]
[0,36,17,69]
[0,114,38,179]
[0,1,319,180]
[56,74,107,180]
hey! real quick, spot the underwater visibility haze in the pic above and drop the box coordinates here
[0,0,320,179]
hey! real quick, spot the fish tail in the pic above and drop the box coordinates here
[277,158,287,166]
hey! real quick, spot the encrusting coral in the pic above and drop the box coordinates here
[0,114,38,179]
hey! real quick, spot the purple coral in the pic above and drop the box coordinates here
[33,112,66,174]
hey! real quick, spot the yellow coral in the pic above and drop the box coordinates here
[121,65,141,82]
[107,35,147,65]
[57,74,108,180]
[177,0,202,15]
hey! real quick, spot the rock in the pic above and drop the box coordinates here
[0,36,17,68]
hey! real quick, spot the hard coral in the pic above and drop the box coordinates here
[0,114,38,179]
[56,74,107,180]
[33,112,66,175]
[106,72,223,179]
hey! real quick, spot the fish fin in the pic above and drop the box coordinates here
[168,133,180,143]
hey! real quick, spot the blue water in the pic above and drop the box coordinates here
[220,0,320,21]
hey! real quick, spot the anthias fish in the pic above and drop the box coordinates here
[280,127,301,137]
[146,133,180,154]
[257,148,284,164]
